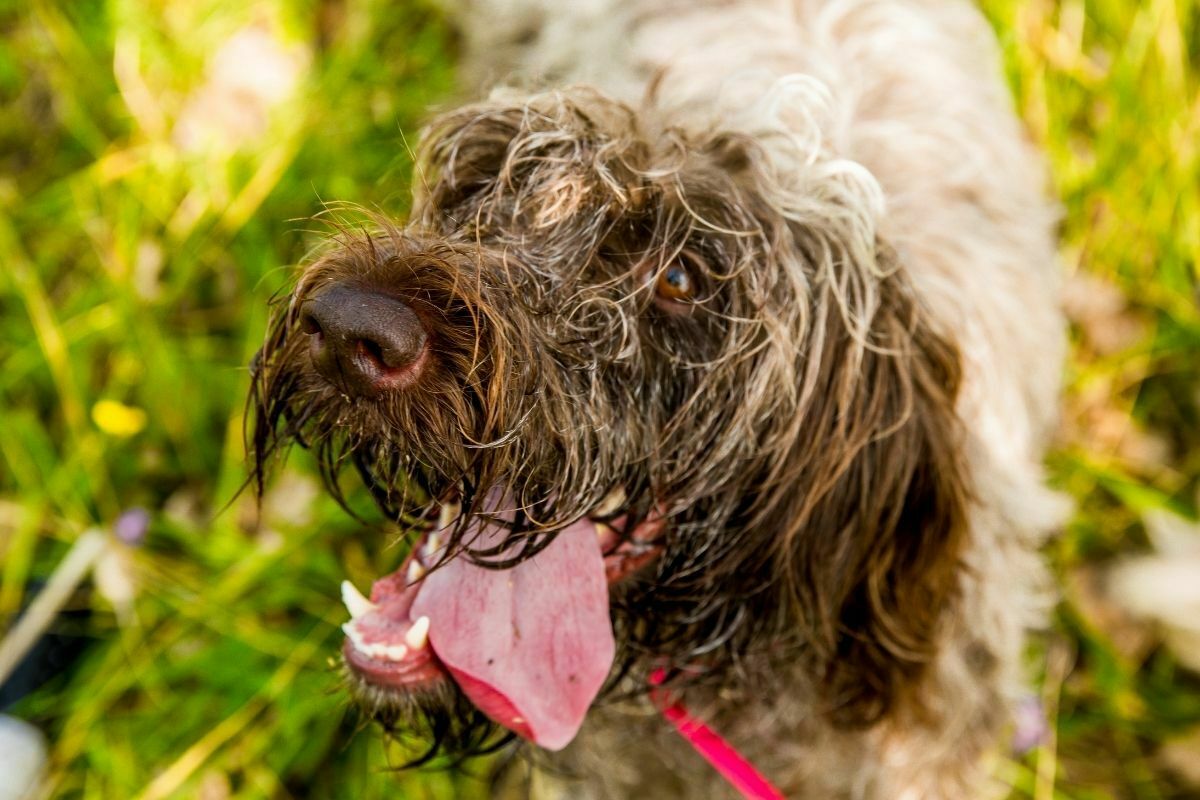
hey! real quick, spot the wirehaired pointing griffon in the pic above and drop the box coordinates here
[250,1,1067,796]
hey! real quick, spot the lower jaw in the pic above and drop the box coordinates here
[342,639,445,690]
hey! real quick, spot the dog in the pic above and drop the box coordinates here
[249,0,1068,796]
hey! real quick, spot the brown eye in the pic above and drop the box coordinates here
[656,263,693,301]
[651,249,707,314]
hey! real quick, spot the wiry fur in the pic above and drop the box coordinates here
[250,1,1067,797]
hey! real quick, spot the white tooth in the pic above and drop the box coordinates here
[340,580,376,619]
[405,616,431,650]
[342,622,367,653]
[422,531,443,561]
[406,559,427,584]
[342,622,410,663]
[437,500,461,531]
[593,486,626,517]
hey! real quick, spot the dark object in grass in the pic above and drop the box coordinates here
[0,583,93,713]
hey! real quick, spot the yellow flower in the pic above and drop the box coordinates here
[92,399,147,437]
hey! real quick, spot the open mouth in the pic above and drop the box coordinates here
[340,489,664,751]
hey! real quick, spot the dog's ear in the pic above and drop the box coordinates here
[413,94,647,233]
[413,104,527,221]
[768,251,970,727]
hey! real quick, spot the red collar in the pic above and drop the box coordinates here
[649,669,786,799]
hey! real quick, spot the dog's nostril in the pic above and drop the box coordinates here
[300,311,323,337]
[354,337,392,371]
[302,284,428,396]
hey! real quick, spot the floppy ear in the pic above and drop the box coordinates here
[413,103,527,221]
[772,252,970,727]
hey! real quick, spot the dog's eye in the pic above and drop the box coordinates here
[656,264,693,301]
[651,250,705,313]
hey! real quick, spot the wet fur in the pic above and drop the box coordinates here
[251,1,1067,797]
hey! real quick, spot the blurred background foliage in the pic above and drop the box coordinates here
[0,0,1197,797]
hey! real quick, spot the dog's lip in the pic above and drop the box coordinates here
[599,513,666,582]
[342,638,444,688]
[341,527,444,687]
[340,491,665,695]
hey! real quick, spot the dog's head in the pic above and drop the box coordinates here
[250,88,969,758]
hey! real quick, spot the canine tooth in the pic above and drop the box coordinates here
[405,616,431,650]
[436,500,461,531]
[406,559,427,583]
[422,531,443,561]
[592,486,626,517]
[340,580,376,619]
[592,522,614,546]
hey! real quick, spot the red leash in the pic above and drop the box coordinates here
[649,669,787,800]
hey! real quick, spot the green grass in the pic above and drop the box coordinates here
[0,1,1197,797]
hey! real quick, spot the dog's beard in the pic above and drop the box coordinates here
[346,661,509,765]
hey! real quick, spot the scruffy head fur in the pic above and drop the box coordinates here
[251,1,1065,797]
[254,85,967,743]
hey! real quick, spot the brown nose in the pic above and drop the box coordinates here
[300,285,427,396]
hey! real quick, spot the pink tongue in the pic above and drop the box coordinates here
[409,513,615,751]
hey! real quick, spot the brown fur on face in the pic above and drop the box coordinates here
[249,88,969,753]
